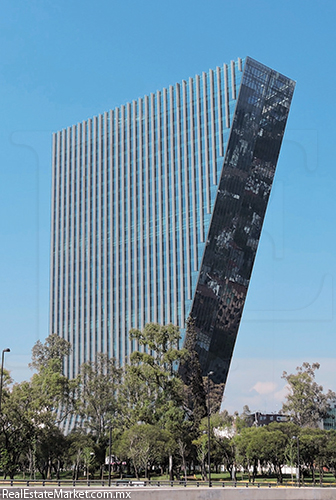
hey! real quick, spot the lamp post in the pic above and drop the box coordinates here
[293,435,300,486]
[108,426,112,487]
[296,436,300,487]
[207,370,214,487]
[0,348,10,414]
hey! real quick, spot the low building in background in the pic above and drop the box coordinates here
[323,401,336,430]
[248,412,289,427]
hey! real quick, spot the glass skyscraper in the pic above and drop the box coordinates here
[50,56,295,384]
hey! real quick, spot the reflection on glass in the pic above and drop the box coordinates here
[187,58,295,384]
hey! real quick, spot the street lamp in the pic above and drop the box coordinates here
[293,435,300,486]
[207,370,214,487]
[108,426,112,487]
[0,348,10,414]
[296,436,300,487]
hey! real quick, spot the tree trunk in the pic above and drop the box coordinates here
[169,454,174,481]
[144,463,148,479]
[177,440,187,482]
[28,449,33,480]
[319,465,324,485]
[277,464,282,484]
[202,460,208,481]
[252,461,257,483]
[311,464,316,486]
[133,463,139,480]
[47,458,52,480]
[181,454,187,482]
[231,464,236,482]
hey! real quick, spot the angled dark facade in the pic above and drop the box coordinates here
[189,58,295,383]
[50,56,295,387]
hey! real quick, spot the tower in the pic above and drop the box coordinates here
[50,57,295,384]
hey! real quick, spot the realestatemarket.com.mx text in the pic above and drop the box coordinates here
[1,490,131,499]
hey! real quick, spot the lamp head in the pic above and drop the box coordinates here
[3,348,10,353]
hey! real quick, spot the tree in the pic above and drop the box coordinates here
[124,324,186,422]
[117,424,168,479]
[121,323,187,480]
[211,412,235,476]
[77,353,121,440]
[261,425,288,483]
[234,428,252,482]
[77,353,121,478]
[324,430,336,480]
[34,425,67,480]
[239,405,254,427]
[282,362,336,428]
[30,333,71,372]
[0,335,74,479]
[192,424,209,481]
[0,381,35,479]
[66,431,96,480]
[234,426,286,483]
[240,428,265,483]
[300,428,328,485]
[29,333,76,426]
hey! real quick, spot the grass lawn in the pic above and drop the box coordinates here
[3,470,336,486]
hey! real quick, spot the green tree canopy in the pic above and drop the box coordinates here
[120,323,188,480]
[117,424,169,479]
[122,323,186,426]
[0,381,35,479]
[77,353,121,441]
[282,362,335,428]
[30,333,71,372]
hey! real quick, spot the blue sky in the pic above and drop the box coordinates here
[1,0,336,413]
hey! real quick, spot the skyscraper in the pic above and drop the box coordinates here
[50,57,295,384]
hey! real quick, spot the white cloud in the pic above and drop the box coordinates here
[222,357,336,415]
[274,384,290,402]
[251,381,277,395]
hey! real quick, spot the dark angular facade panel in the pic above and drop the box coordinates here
[189,58,295,384]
